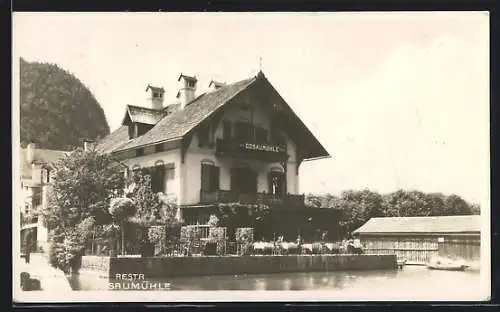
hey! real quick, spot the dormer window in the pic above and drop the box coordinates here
[128,125,135,139]
[187,80,195,88]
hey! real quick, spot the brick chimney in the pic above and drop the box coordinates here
[177,73,197,109]
[146,84,165,110]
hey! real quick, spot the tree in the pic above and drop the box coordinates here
[381,190,449,217]
[470,203,481,215]
[109,197,136,255]
[124,168,182,255]
[337,189,383,237]
[43,148,125,230]
[126,169,167,226]
[306,189,478,239]
[425,193,447,216]
[43,148,125,271]
[20,58,110,150]
[443,194,473,216]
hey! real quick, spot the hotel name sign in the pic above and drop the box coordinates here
[240,142,286,154]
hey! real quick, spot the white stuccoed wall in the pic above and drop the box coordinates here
[115,94,301,206]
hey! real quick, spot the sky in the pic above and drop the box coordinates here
[12,12,490,206]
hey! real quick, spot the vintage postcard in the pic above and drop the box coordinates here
[12,11,490,303]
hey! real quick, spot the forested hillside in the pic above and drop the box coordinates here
[19,58,110,150]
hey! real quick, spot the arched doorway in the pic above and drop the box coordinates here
[268,171,285,198]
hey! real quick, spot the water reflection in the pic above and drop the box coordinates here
[70,266,480,295]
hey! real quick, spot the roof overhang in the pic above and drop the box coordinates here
[113,136,183,155]
[251,77,331,160]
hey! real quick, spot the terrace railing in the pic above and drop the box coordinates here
[200,189,305,208]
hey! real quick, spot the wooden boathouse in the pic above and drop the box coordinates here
[353,215,481,265]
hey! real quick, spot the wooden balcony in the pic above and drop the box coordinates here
[200,189,305,209]
[215,138,288,162]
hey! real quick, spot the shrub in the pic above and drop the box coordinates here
[180,226,204,255]
[148,225,166,256]
[236,227,254,255]
[48,218,94,273]
[48,234,80,274]
[207,214,219,227]
[109,197,136,222]
[208,227,227,255]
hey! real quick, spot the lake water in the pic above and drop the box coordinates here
[68,266,486,300]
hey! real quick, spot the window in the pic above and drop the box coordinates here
[187,80,195,88]
[201,163,220,192]
[151,165,166,193]
[136,148,145,157]
[137,124,153,136]
[153,92,159,98]
[128,125,135,139]
[255,127,268,143]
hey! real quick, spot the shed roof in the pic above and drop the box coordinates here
[353,215,481,235]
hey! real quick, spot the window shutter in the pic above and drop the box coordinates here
[150,167,158,193]
[210,166,220,192]
[201,164,211,191]
[156,166,165,193]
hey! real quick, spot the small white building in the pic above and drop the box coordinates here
[19,143,67,251]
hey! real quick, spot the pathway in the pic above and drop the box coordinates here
[16,252,73,292]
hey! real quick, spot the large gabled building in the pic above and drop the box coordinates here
[96,71,339,240]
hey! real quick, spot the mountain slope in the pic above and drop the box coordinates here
[20,58,110,150]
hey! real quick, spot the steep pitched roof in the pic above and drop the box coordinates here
[97,72,330,160]
[114,77,256,152]
[124,105,165,125]
[95,125,131,154]
[353,215,481,235]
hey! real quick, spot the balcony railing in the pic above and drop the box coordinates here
[216,138,288,162]
[200,189,305,208]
